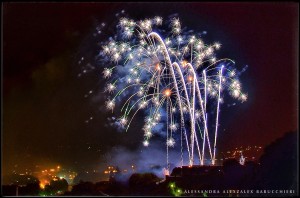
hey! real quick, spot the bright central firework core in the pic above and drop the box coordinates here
[155,63,161,71]
[181,60,188,67]
[100,15,247,168]
[164,89,172,97]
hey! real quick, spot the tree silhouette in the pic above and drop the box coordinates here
[129,173,161,195]
[44,178,68,195]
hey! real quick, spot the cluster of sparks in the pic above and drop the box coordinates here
[100,15,247,167]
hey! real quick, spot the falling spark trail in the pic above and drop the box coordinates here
[213,65,224,165]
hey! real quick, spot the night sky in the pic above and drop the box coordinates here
[3,3,298,175]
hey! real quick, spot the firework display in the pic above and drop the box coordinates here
[100,16,247,168]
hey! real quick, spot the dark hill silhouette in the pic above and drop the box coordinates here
[256,130,297,189]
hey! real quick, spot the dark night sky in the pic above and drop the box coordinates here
[2,3,298,174]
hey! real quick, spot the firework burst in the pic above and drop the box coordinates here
[99,15,247,168]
